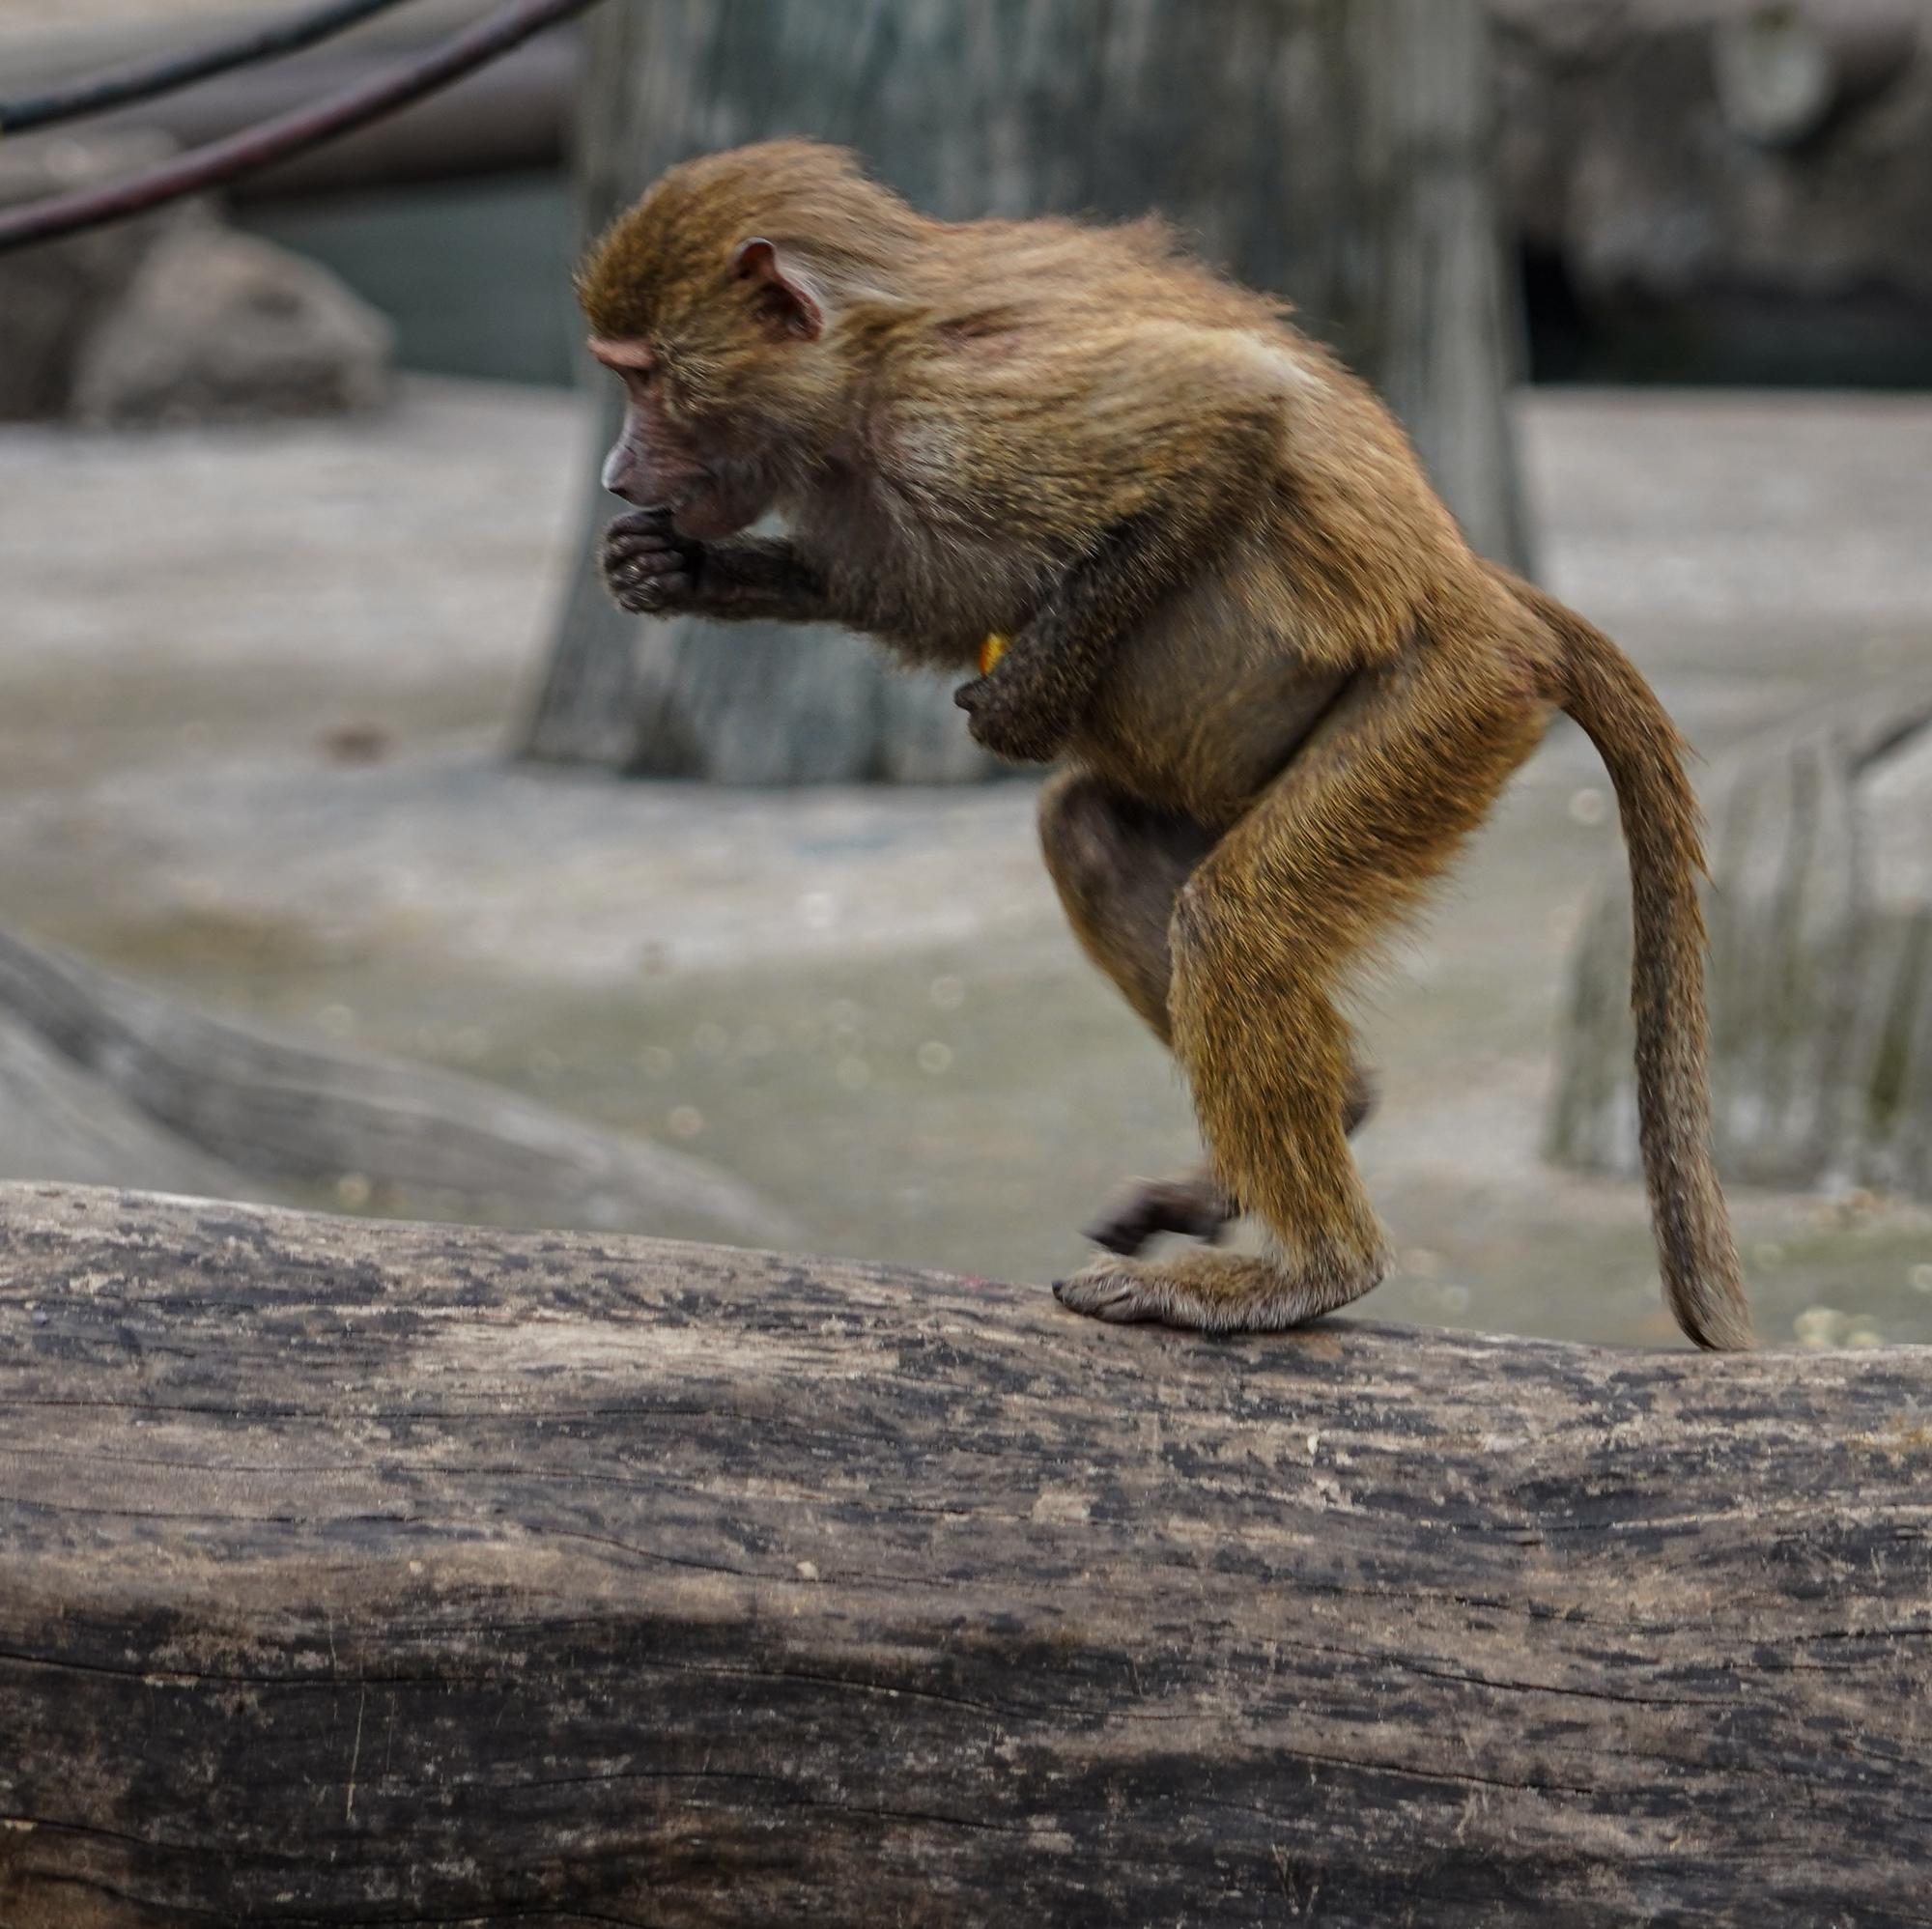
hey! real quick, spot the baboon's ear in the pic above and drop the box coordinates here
[732,238,824,341]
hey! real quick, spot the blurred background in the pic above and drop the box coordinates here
[1,0,1927,1347]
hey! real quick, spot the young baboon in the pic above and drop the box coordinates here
[578,140,1752,1349]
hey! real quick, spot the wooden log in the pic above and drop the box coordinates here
[142,36,575,201]
[2,1183,1928,1927]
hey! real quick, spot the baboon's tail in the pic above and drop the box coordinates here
[1510,573,1753,1350]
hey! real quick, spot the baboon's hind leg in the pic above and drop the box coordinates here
[1057,653,1547,1330]
[1038,768,1377,1260]
[1037,768,1214,1043]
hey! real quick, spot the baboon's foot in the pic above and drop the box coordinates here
[1053,1244,1384,1332]
[1082,1171,1235,1257]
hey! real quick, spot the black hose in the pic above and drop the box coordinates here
[0,0,421,138]
[0,0,604,255]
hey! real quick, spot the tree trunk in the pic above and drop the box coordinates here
[3,1183,1927,1927]
[523,0,1530,779]
[1351,0,1533,570]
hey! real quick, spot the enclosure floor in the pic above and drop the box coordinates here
[3,377,1930,1348]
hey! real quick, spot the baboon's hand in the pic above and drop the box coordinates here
[953,670,1071,764]
[603,509,707,615]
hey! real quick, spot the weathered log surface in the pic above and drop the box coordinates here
[2,1184,1929,1926]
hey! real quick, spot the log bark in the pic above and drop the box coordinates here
[524,0,1530,778]
[2,1183,1928,1927]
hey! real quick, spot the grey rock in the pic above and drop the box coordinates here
[0,923,798,1247]
[1492,0,1932,371]
[0,129,183,420]
[71,225,394,427]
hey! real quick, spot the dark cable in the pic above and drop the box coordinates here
[0,0,604,255]
[0,0,421,138]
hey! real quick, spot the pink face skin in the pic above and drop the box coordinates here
[588,336,771,543]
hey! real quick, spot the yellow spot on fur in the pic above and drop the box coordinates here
[980,632,1009,675]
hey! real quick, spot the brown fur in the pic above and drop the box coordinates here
[580,140,1753,1350]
